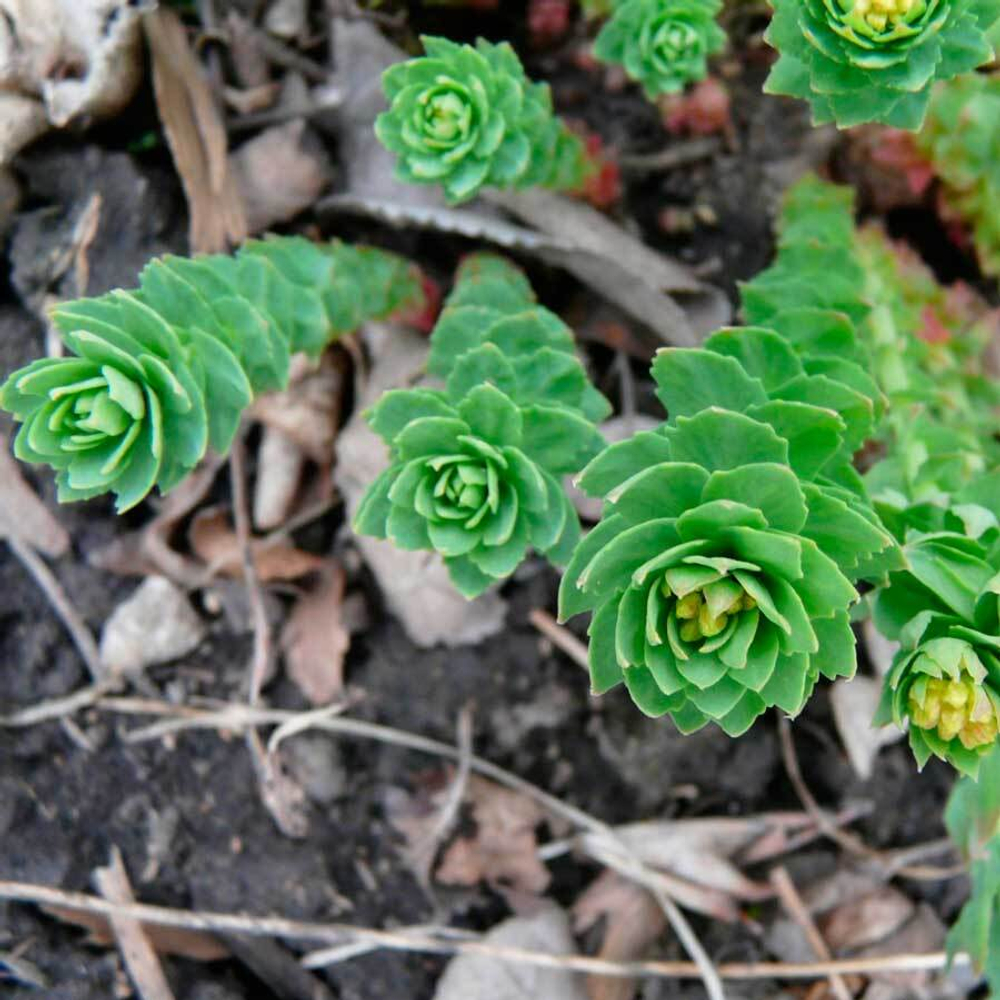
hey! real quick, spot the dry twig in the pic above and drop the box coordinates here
[0,880,967,983]
[93,848,177,1000]
[770,865,852,1000]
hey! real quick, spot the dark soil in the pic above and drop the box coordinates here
[0,4,973,999]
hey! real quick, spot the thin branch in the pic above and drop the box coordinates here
[777,715,959,882]
[7,536,103,681]
[0,681,117,728]
[93,847,176,1000]
[0,881,968,982]
[770,865,852,1000]
[528,609,589,673]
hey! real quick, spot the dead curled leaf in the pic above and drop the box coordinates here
[389,772,550,896]
[436,775,551,895]
[573,870,666,1000]
[279,560,349,706]
[0,0,149,164]
[189,505,324,582]
[248,354,345,463]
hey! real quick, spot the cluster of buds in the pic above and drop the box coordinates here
[907,650,1000,751]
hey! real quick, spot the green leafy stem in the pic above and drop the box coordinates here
[0,237,423,512]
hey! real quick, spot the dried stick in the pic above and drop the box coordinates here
[7,536,103,681]
[777,715,959,882]
[529,609,589,673]
[770,865,851,1000]
[93,847,177,1000]
[0,880,967,982]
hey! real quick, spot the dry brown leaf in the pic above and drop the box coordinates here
[280,561,349,705]
[144,6,246,253]
[433,775,550,896]
[41,905,228,961]
[820,886,915,955]
[88,453,227,586]
[189,505,324,581]
[232,119,332,235]
[573,870,665,1000]
[0,431,69,556]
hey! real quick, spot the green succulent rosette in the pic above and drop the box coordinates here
[874,532,1000,775]
[354,255,609,598]
[375,35,589,203]
[356,388,595,597]
[560,407,862,735]
[764,0,1000,128]
[0,237,422,512]
[593,0,726,98]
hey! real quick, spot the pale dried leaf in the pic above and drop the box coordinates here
[0,0,148,164]
[144,6,246,253]
[253,426,306,531]
[99,576,207,678]
[0,432,69,556]
[0,91,47,164]
[830,676,903,780]
[248,355,344,462]
[863,618,900,678]
[189,505,324,581]
[232,119,332,234]
[436,775,550,896]
[335,323,507,648]
[573,870,665,1000]
[821,886,915,954]
[433,905,588,1000]
[606,818,775,900]
[853,904,945,989]
[264,0,306,39]
[280,561,349,705]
